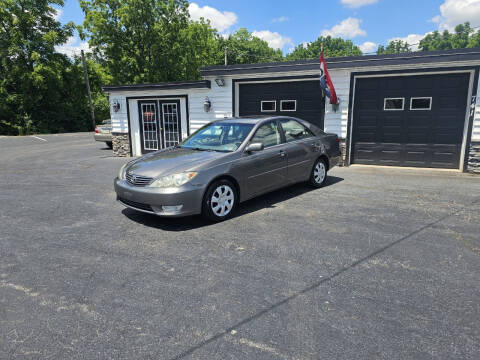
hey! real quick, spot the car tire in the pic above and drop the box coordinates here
[309,158,328,188]
[106,141,113,149]
[202,179,237,222]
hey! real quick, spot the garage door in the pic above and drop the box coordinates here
[239,80,325,128]
[351,73,470,169]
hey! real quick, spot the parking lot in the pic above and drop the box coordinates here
[1,132,479,359]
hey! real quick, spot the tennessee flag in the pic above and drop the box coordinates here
[320,49,338,105]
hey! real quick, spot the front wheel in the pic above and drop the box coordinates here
[309,158,327,188]
[202,179,237,222]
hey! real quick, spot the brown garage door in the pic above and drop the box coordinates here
[351,73,470,168]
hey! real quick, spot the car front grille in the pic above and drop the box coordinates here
[118,197,154,213]
[125,172,153,187]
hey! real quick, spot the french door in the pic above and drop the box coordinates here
[138,100,182,154]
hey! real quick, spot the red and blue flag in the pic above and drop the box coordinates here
[320,49,338,105]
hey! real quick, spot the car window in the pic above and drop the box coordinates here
[250,122,281,148]
[181,123,254,152]
[280,119,314,142]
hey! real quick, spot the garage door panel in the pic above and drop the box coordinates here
[352,73,469,169]
[239,80,325,128]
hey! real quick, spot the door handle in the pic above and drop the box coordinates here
[279,150,286,157]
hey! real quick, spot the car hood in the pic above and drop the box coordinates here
[126,147,226,178]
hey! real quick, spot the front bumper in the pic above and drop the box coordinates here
[114,178,205,217]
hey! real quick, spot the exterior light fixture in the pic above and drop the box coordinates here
[204,97,212,112]
[215,78,225,87]
[112,100,121,112]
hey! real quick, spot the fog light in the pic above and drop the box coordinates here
[161,205,183,213]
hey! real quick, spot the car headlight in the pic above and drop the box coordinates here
[150,172,197,188]
[118,163,127,180]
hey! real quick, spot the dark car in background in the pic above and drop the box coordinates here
[115,116,342,221]
[94,119,112,148]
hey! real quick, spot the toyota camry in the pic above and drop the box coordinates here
[115,116,342,221]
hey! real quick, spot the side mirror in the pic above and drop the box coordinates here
[245,143,264,153]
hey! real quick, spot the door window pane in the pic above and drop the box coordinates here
[261,101,276,112]
[280,119,314,142]
[410,97,432,110]
[250,122,281,148]
[384,98,404,111]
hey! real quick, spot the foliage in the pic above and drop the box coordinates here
[79,0,221,83]
[419,22,480,51]
[286,36,362,60]
[0,0,110,135]
[219,28,283,65]
[377,40,411,55]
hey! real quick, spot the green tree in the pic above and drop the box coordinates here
[286,35,362,60]
[219,28,283,65]
[419,22,480,51]
[377,40,411,54]
[80,0,222,83]
[0,0,78,134]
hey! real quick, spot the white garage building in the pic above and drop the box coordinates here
[104,48,480,172]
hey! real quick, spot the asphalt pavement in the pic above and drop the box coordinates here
[1,133,479,359]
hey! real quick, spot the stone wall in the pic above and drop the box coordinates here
[112,133,130,157]
[468,141,480,173]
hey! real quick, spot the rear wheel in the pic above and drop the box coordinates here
[202,179,237,222]
[309,158,327,188]
[106,141,113,149]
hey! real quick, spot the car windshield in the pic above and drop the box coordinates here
[180,122,254,152]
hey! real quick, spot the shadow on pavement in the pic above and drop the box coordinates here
[122,176,344,231]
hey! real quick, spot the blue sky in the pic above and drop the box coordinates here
[56,0,480,56]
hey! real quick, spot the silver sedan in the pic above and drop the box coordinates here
[114,116,342,221]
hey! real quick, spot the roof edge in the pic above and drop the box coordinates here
[102,80,211,92]
[200,48,480,76]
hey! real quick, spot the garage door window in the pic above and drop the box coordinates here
[280,100,297,112]
[261,101,276,112]
[410,97,432,110]
[280,119,314,142]
[384,98,404,111]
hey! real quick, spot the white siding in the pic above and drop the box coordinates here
[188,78,233,133]
[324,69,350,138]
[109,95,128,133]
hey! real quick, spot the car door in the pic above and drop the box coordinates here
[279,118,319,183]
[238,121,288,198]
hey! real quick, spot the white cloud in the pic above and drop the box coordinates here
[340,0,378,8]
[188,3,237,32]
[53,7,62,21]
[55,36,90,57]
[252,30,293,50]
[432,0,480,31]
[388,33,430,51]
[359,41,377,53]
[272,16,289,23]
[321,17,366,38]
